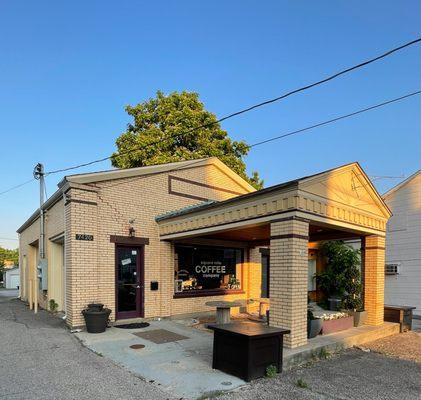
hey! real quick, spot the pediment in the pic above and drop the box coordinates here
[299,163,391,219]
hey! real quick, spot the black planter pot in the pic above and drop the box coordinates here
[307,318,323,338]
[87,303,104,311]
[82,307,111,333]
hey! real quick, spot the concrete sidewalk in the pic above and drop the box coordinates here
[76,320,246,399]
[76,317,399,398]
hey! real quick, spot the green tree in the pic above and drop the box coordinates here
[0,246,19,282]
[0,246,19,267]
[111,91,263,189]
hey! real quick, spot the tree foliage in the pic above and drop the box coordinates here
[0,246,19,267]
[111,91,263,189]
[316,241,363,310]
[0,246,19,280]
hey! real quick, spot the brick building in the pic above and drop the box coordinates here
[17,158,391,348]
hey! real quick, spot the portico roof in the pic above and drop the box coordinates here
[157,162,392,240]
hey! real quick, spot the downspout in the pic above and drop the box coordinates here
[62,191,67,320]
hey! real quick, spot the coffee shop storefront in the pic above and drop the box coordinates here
[18,158,391,349]
[157,162,391,348]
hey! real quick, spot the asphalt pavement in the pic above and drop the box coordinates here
[0,290,173,400]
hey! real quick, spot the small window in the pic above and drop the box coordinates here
[308,259,317,291]
[261,253,270,298]
[385,264,399,275]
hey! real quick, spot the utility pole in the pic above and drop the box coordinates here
[33,163,46,313]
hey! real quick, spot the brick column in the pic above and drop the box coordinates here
[269,217,309,348]
[363,235,385,325]
[65,187,99,328]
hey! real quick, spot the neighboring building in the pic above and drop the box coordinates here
[383,170,421,316]
[3,266,20,289]
[17,158,390,348]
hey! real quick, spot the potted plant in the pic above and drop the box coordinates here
[307,309,323,338]
[316,241,361,312]
[82,303,111,333]
[320,312,354,334]
[342,263,367,327]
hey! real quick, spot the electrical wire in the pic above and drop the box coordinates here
[44,37,421,176]
[1,88,419,198]
[87,89,421,191]
[248,90,421,148]
[0,179,35,197]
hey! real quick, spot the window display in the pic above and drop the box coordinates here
[174,245,243,295]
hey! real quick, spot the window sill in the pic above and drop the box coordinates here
[173,289,245,299]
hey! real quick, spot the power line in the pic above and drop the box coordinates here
[0,179,35,197]
[79,89,420,192]
[1,89,418,198]
[370,175,405,181]
[44,37,421,176]
[248,89,421,148]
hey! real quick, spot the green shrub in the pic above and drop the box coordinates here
[49,299,58,313]
[296,378,309,388]
[265,364,278,378]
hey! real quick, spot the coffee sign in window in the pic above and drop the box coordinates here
[195,261,226,278]
[174,245,242,293]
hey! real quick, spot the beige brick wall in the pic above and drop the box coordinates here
[19,198,65,310]
[364,235,385,325]
[62,163,256,327]
[18,162,265,327]
[269,218,309,348]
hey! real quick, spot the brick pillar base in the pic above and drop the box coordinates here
[269,217,309,348]
[363,235,385,325]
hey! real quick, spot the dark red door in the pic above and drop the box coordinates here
[115,246,144,319]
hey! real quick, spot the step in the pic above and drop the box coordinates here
[283,322,400,369]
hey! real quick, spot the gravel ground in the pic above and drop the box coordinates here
[364,330,421,363]
[1,291,421,400]
[219,349,421,400]
[0,293,173,400]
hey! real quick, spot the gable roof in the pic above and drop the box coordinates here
[156,162,392,222]
[383,170,421,199]
[60,157,255,192]
[17,157,255,233]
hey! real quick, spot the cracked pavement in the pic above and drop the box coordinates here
[0,291,173,400]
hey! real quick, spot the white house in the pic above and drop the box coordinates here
[3,266,20,289]
[383,170,421,317]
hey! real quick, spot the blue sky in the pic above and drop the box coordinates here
[1,1,420,249]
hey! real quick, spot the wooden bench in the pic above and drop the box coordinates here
[384,305,416,332]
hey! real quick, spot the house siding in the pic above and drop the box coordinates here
[384,173,421,316]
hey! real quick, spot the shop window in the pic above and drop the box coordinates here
[261,252,270,298]
[308,259,317,291]
[174,245,243,296]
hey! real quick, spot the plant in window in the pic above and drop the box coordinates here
[228,275,240,289]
